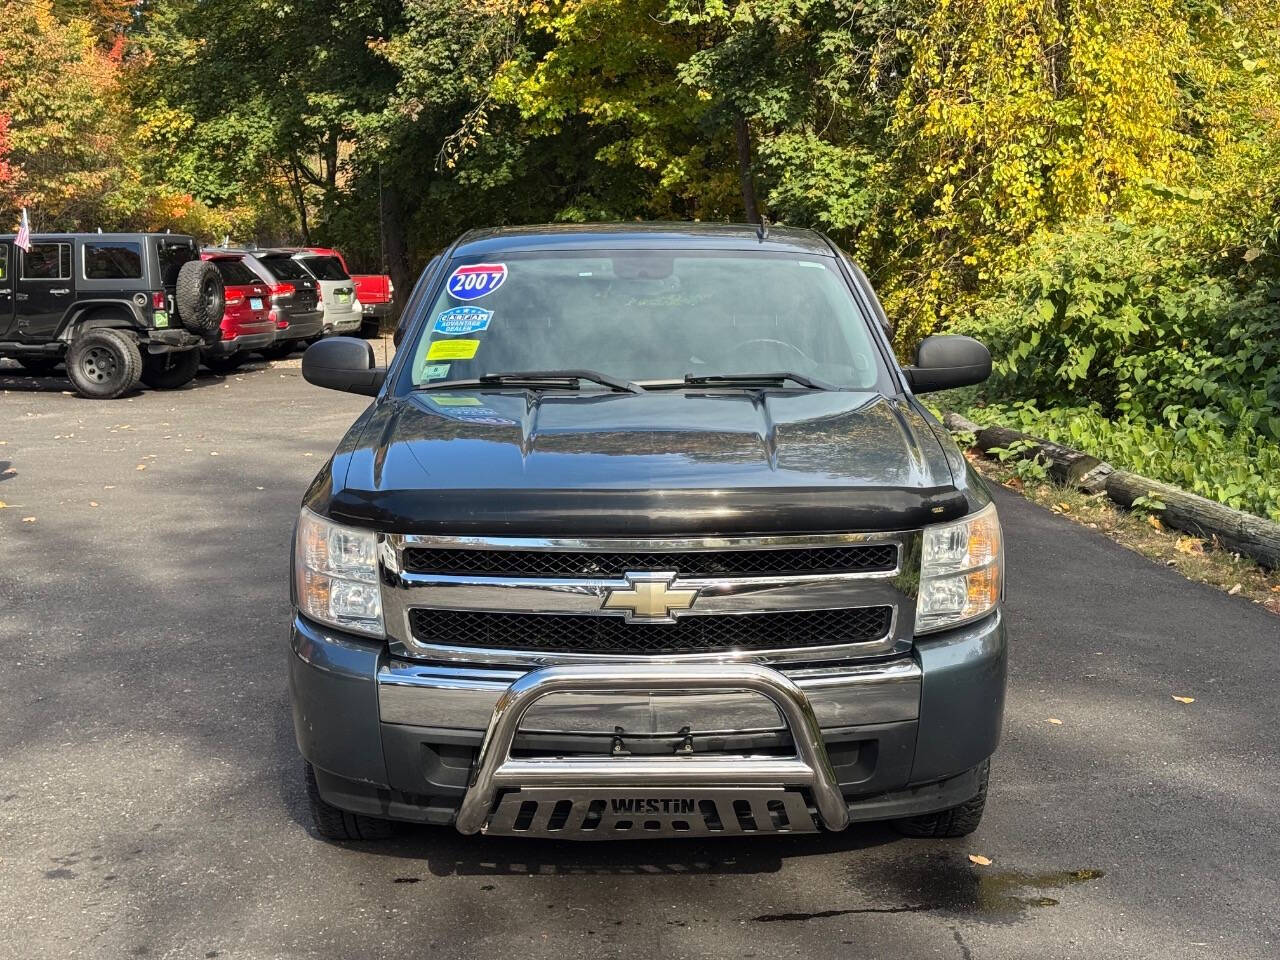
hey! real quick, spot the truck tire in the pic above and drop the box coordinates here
[66,328,143,399]
[140,348,200,390]
[892,762,989,839]
[174,259,225,338]
[304,763,396,841]
[17,356,62,374]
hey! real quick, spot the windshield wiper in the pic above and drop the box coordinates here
[417,369,644,394]
[643,371,835,391]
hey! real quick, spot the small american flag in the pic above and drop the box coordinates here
[15,208,31,252]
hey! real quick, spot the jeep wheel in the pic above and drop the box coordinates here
[66,329,143,399]
[892,761,989,839]
[140,348,201,390]
[17,356,63,375]
[174,260,226,338]
[304,763,396,842]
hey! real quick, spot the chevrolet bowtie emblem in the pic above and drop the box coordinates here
[602,572,699,622]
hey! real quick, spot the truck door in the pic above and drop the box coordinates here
[0,242,13,337]
[15,240,74,340]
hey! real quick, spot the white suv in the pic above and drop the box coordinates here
[293,251,361,336]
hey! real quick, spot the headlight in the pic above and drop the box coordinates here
[916,501,1003,634]
[295,508,384,637]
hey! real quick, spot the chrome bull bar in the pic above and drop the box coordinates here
[454,662,851,835]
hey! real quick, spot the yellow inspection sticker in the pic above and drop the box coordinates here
[427,339,479,361]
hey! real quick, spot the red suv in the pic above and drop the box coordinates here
[200,252,277,370]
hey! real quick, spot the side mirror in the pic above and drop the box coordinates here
[904,335,991,394]
[302,337,386,397]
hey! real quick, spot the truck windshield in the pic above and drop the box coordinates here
[407,252,883,389]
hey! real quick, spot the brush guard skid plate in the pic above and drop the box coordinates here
[454,663,851,839]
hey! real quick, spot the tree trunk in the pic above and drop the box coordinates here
[288,158,311,244]
[381,180,411,307]
[733,111,760,225]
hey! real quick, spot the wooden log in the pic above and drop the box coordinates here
[941,413,1109,490]
[1104,471,1280,569]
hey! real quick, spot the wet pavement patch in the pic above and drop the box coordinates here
[775,854,1108,925]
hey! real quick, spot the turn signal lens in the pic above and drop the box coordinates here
[916,502,1003,634]
[294,509,383,637]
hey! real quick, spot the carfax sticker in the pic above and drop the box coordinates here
[427,339,480,361]
[446,263,507,301]
[421,363,451,380]
[433,306,493,336]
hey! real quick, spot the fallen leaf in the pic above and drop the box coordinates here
[0,501,6,509]
[1056,502,1071,512]
[1045,718,1063,725]
[1147,514,1162,530]
[1172,696,1195,704]
[210,451,219,456]
[1175,537,1204,555]
[136,464,147,471]
[1,467,14,476]
[968,854,993,866]
[1227,583,1242,596]
[21,516,35,523]
[89,501,99,507]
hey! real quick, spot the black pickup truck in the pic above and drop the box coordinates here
[0,232,224,398]
[290,223,1006,842]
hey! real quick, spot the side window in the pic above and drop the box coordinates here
[84,241,143,280]
[0,244,8,281]
[23,243,72,280]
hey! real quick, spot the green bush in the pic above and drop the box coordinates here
[954,220,1280,439]
[963,402,1280,523]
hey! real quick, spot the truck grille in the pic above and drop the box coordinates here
[408,606,892,656]
[401,543,898,579]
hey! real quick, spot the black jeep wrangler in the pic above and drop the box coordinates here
[0,232,225,398]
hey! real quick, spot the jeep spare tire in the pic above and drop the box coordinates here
[174,259,225,338]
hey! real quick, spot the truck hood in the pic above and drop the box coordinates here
[316,390,968,536]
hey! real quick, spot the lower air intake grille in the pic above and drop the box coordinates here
[408,606,893,655]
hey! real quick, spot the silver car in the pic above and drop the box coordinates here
[293,251,362,336]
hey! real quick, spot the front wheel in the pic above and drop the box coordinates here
[140,348,201,390]
[305,763,395,841]
[892,762,989,838]
[66,329,143,399]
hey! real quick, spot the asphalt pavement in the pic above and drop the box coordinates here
[0,359,1276,960]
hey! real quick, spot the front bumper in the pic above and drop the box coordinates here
[289,611,1006,835]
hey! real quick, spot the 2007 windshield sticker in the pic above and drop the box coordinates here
[447,263,506,301]
[433,306,492,336]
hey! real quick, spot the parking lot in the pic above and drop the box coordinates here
[1,360,1277,960]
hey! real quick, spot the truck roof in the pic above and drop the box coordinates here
[451,222,837,259]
